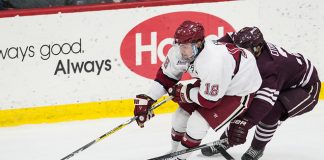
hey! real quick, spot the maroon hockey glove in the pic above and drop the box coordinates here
[168,83,194,104]
[227,117,254,146]
[134,94,156,128]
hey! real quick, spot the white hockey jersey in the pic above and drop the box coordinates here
[147,40,262,108]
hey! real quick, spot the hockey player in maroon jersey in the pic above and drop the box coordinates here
[201,27,321,160]
[133,21,262,159]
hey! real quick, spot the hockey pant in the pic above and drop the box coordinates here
[251,81,321,150]
[170,94,253,159]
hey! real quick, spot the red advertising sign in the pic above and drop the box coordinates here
[121,11,235,80]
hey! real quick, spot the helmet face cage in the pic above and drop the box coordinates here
[233,27,265,55]
[175,43,198,63]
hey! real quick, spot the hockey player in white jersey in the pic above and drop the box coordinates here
[133,20,262,160]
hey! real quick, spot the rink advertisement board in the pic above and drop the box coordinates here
[120,11,235,80]
[0,0,323,127]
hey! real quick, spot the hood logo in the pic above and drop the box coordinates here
[120,11,235,80]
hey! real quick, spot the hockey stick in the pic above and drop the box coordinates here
[61,96,173,160]
[148,138,235,160]
[216,144,235,160]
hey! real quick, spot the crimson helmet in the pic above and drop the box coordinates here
[233,27,265,49]
[174,20,205,44]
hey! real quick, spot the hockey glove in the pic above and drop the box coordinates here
[168,83,194,104]
[134,94,156,128]
[227,117,254,146]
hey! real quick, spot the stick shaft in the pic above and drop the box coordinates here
[148,139,233,160]
[61,96,173,160]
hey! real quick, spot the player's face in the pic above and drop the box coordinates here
[179,43,195,62]
[246,46,262,57]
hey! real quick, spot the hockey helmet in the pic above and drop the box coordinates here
[174,20,205,44]
[233,27,265,56]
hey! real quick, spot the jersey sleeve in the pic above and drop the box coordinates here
[146,45,188,100]
[255,77,280,106]
[244,70,282,124]
[161,45,188,81]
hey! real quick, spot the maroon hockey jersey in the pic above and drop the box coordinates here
[218,33,320,124]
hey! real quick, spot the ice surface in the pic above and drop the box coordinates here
[0,102,323,160]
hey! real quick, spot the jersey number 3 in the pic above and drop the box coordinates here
[204,83,219,96]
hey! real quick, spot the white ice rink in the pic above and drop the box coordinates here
[1,101,324,160]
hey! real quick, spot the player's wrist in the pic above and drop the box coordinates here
[181,83,193,103]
